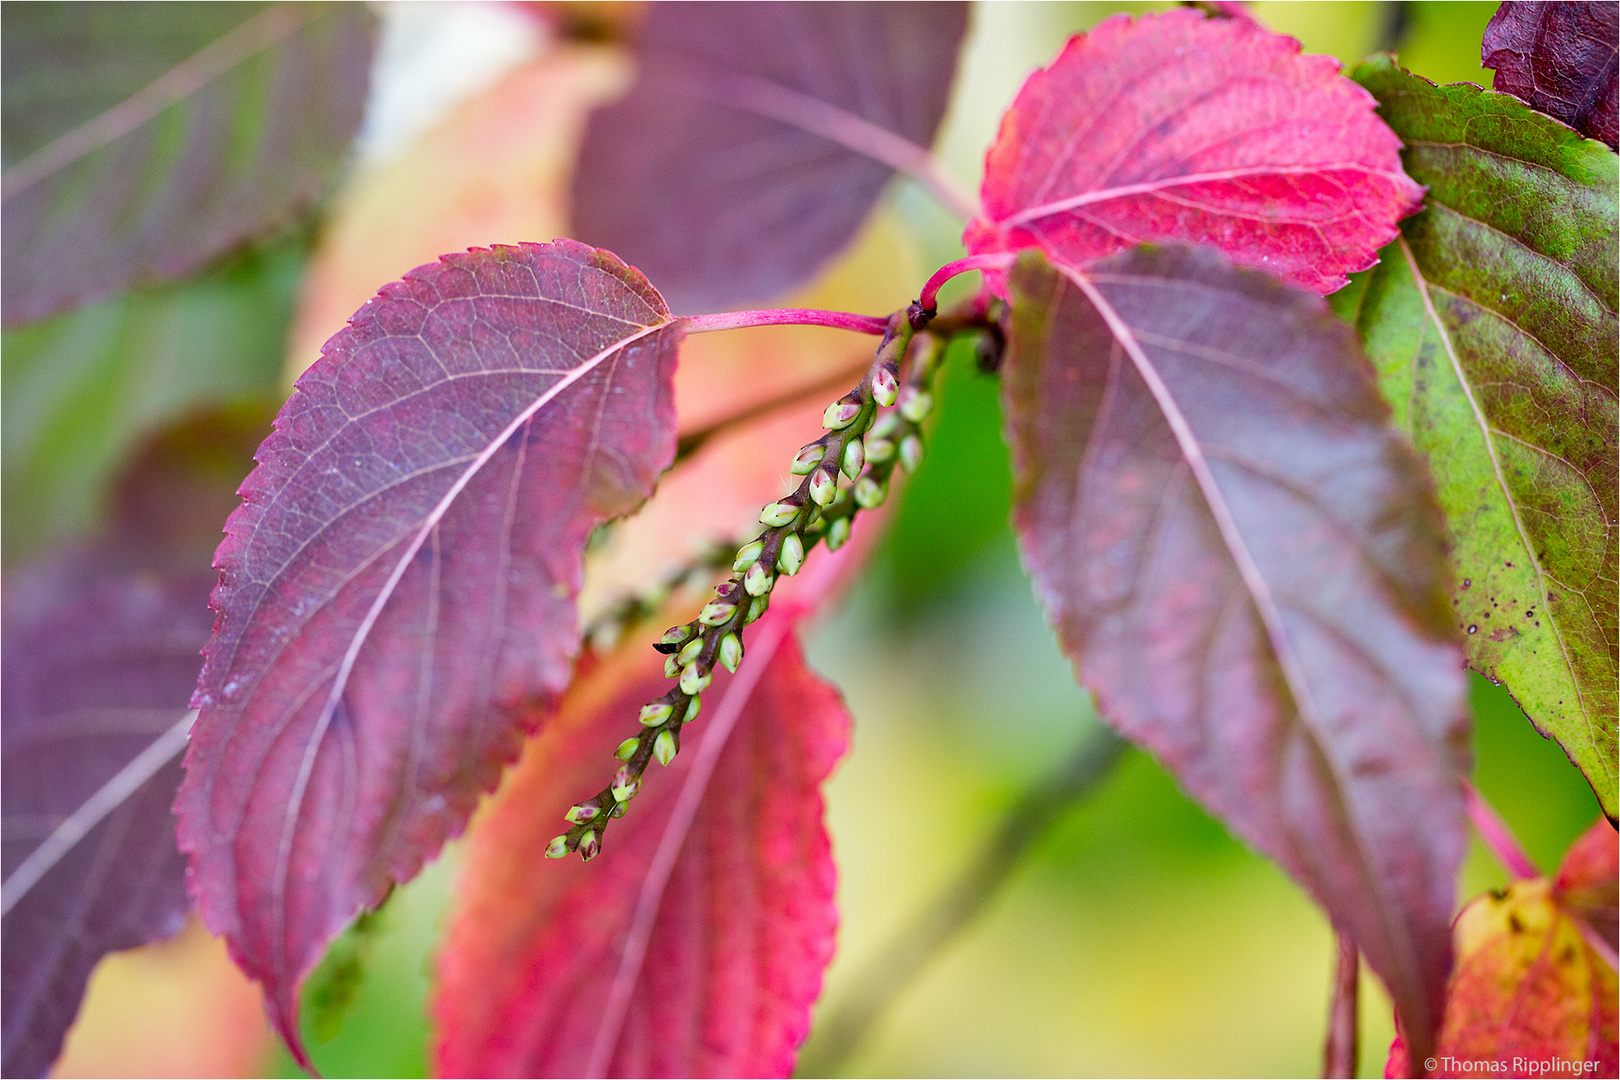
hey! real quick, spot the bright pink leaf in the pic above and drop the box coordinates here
[176,240,683,1063]
[1483,1,1618,150]
[1002,247,1469,1062]
[966,9,1423,294]
[433,610,848,1078]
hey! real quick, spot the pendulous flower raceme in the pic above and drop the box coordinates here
[546,300,988,861]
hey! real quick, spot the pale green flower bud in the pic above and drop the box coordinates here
[615,737,641,760]
[700,600,736,626]
[869,413,901,440]
[732,539,764,571]
[777,533,804,575]
[854,476,886,509]
[790,444,824,475]
[658,623,692,649]
[744,560,774,596]
[640,701,674,727]
[841,438,864,479]
[680,663,712,694]
[653,729,677,766]
[684,694,702,722]
[809,467,837,506]
[611,767,639,803]
[545,835,570,859]
[759,500,800,527]
[578,830,600,860]
[718,632,743,672]
[872,363,900,407]
[565,802,600,824]
[899,434,923,472]
[664,654,680,679]
[826,516,851,551]
[823,396,862,430]
[677,637,704,665]
[864,437,895,463]
[898,386,932,423]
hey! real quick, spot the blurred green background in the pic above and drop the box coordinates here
[16,2,1601,1078]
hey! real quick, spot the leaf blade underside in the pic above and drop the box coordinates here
[570,0,968,312]
[433,615,848,1079]
[1347,59,1618,817]
[1003,247,1470,1062]
[176,240,684,1062]
[0,2,373,326]
[966,8,1423,294]
[1,567,213,1079]
[1481,0,1618,151]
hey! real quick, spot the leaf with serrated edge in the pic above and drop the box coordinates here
[1,3,373,326]
[1,567,211,1079]
[1003,246,1469,1062]
[1482,1,1617,151]
[434,609,847,1078]
[966,8,1423,294]
[1347,58,1618,817]
[571,1,968,313]
[177,240,683,1064]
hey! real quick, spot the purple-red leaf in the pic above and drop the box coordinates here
[1,3,373,326]
[176,240,683,1063]
[433,610,848,1078]
[1002,246,1470,1062]
[1,565,212,1079]
[966,9,1424,294]
[1483,1,1618,150]
[571,1,968,312]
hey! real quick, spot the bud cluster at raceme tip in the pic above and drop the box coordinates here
[548,310,955,862]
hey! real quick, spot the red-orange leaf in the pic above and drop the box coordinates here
[1387,819,1619,1079]
[966,8,1423,293]
[433,609,848,1078]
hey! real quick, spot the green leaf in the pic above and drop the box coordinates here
[1,237,301,564]
[1348,57,1618,816]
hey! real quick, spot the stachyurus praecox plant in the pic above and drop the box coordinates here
[3,3,1613,1077]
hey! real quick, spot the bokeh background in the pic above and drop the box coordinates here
[12,2,1602,1077]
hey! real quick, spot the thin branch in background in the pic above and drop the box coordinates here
[674,355,873,464]
[799,725,1128,1077]
[1322,932,1360,1079]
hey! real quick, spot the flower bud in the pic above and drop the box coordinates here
[744,594,769,624]
[611,767,639,803]
[864,437,895,463]
[578,830,600,860]
[777,533,804,576]
[854,476,887,509]
[610,801,626,818]
[664,654,680,679]
[872,363,900,407]
[655,624,694,654]
[718,632,743,672]
[684,694,702,722]
[790,443,824,475]
[699,600,736,626]
[759,499,801,527]
[653,729,677,766]
[640,701,674,727]
[677,637,704,665]
[823,395,862,430]
[826,516,852,551]
[545,835,570,859]
[566,801,601,824]
[744,559,775,595]
[869,413,901,440]
[680,663,712,694]
[899,434,923,472]
[809,467,837,506]
[841,438,865,479]
[615,737,641,761]
[732,539,764,571]
[898,386,932,423]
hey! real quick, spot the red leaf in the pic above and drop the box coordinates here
[433,609,848,1078]
[1,4,374,326]
[2,564,211,1078]
[571,1,968,312]
[1483,1,1618,150]
[176,240,683,1062]
[1002,247,1469,1062]
[966,9,1423,294]
[1386,820,1619,1079]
